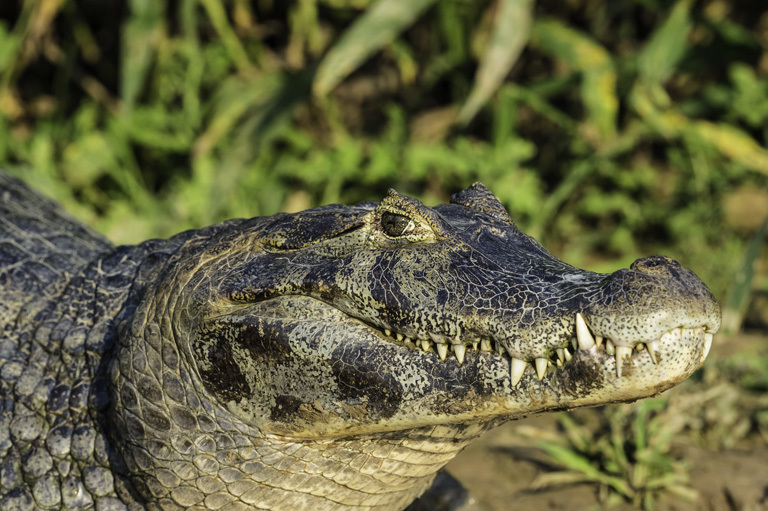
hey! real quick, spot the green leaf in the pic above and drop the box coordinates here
[689,120,768,174]
[199,0,256,74]
[0,21,21,73]
[193,74,284,156]
[528,160,595,240]
[530,18,617,141]
[729,63,768,127]
[637,0,694,86]
[537,442,635,498]
[122,106,196,151]
[122,0,165,111]
[722,215,768,332]
[457,0,534,125]
[313,0,438,96]
[61,132,118,188]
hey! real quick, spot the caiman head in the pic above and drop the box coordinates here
[118,183,719,440]
[110,183,720,509]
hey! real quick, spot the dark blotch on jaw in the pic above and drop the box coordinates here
[558,354,606,398]
[195,331,252,403]
[330,346,404,420]
[270,395,304,422]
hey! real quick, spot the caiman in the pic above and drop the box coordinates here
[0,171,720,511]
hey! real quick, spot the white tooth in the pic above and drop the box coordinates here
[396,333,404,341]
[556,358,563,368]
[556,348,565,363]
[702,332,713,361]
[563,348,572,361]
[437,343,448,361]
[535,358,547,380]
[472,340,479,351]
[510,358,527,386]
[429,332,444,344]
[497,344,505,356]
[571,337,577,350]
[385,329,392,337]
[404,337,414,347]
[596,335,603,348]
[636,343,643,351]
[647,341,659,364]
[421,340,431,352]
[615,346,632,377]
[481,340,492,352]
[453,344,466,365]
[575,313,596,350]
[606,339,615,355]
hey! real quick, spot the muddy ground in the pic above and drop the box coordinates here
[444,333,768,511]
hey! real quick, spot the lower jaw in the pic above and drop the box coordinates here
[230,297,711,433]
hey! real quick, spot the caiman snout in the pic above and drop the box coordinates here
[586,254,720,350]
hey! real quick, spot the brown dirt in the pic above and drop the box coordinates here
[446,333,768,511]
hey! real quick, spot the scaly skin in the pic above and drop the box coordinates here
[0,172,719,511]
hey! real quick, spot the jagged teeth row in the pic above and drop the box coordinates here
[381,313,714,386]
[382,329,495,365]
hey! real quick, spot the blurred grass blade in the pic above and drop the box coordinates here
[199,0,255,74]
[531,18,617,141]
[232,68,315,159]
[528,159,595,240]
[122,107,195,151]
[638,0,693,86]
[633,80,768,174]
[193,73,284,157]
[457,0,534,126]
[122,0,165,111]
[690,121,768,174]
[557,413,591,454]
[532,470,591,488]
[0,22,21,75]
[537,442,635,498]
[313,0,437,96]
[722,214,768,333]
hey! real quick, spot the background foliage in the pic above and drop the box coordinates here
[2,2,768,508]
[1,0,767,327]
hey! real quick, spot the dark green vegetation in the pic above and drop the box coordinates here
[1,1,767,509]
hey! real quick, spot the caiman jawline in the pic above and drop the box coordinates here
[370,312,714,386]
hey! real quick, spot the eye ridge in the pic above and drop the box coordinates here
[381,212,414,237]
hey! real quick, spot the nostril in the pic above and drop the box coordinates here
[630,255,681,275]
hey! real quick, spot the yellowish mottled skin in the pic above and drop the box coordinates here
[0,172,719,511]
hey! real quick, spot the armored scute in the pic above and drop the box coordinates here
[0,172,719,510]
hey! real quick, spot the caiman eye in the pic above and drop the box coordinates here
[381,212,415,237]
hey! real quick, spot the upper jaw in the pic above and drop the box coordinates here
[365,265,720,388]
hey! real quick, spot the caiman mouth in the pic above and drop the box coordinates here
[367,313,715,387]
[197,292,718,435]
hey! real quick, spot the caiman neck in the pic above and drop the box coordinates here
[113,401,494,510]
[251,422,494,509]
